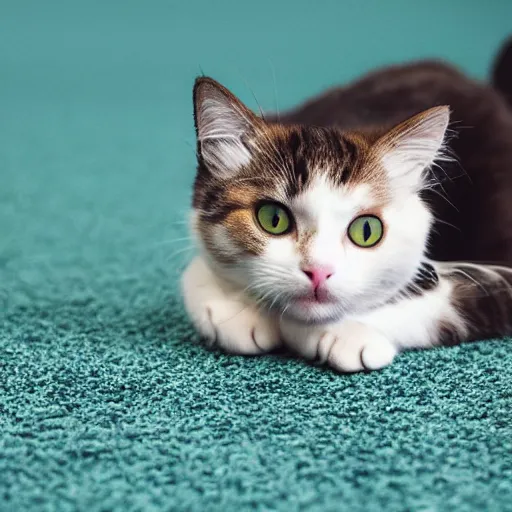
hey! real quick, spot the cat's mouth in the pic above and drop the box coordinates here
[284,290,344,324]
[296,292,335,306]
[295,283,337,305]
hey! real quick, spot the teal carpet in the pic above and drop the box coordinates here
[1,1,512,510]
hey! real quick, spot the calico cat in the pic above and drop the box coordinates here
[181,38,512,372]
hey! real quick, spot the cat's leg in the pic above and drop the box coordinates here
[280,266,469,373]
[181,256,282,355]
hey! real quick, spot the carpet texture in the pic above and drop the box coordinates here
[1,1,512,511]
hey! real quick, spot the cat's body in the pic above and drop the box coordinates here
[182,39,512,372]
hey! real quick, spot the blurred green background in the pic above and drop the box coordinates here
[1,1,512,511]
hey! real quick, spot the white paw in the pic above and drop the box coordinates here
[360,339,397,371]
[196,298,280,355]
[324,321,397,372]
[281,319,397,373]
[182,256,281,355]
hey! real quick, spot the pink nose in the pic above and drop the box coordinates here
[302,265,334,289]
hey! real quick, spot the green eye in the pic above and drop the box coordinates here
[256,202,292,235]
[348,215,384,248]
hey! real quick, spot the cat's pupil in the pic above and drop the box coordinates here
[272,212,280,228]
[363,220,371,241]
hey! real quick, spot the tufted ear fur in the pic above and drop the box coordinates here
[374,106,450,194]
[193,77,261,178]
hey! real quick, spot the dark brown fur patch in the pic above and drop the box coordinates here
[437,321,462,347]
[442,263,512,343]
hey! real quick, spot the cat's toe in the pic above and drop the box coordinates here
[190,303,218,346]
[327,342,365,373]
[361,339,397,370]
[249,318,281,352]
[205,301,280,355]
[323,321,396,373]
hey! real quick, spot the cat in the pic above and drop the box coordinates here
[181,38,512,373]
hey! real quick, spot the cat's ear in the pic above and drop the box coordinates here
[375,106,450,193]
[193,77,261,177]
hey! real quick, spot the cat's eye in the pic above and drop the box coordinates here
[348,215,383,248]
[256,202,292,235]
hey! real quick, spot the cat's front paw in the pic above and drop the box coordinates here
[320,321,397,372]
[182,257,281,355]
[281,319,397,373]
[197,298,280,355]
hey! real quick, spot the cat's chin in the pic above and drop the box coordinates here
[281,293,389,326]
[280,300,347,326]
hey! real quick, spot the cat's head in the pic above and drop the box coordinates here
[190,77,449,325]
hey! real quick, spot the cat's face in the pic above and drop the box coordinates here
[191,78,449,324]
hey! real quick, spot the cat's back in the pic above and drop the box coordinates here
[273,60,509,132]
